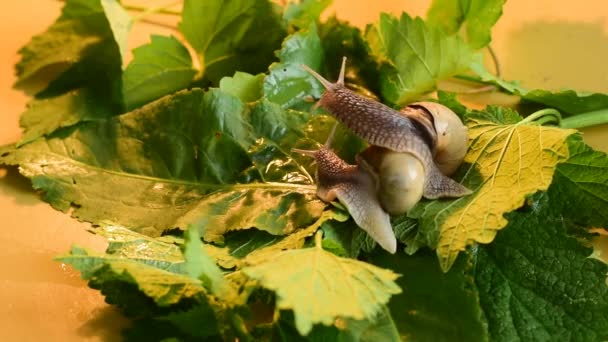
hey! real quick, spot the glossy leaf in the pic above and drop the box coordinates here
[0,89,325,241]
[365,13,474,105]
[264,24,325,109]
[122,35,196,110]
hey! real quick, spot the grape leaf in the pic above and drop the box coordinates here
[409,106,575,271]
[243,235,401,335]
[475,194,608,341]
[283,0,332,29]
[264,23,325,109]
[219,72,265,103]
[548,134,608,228]
[427,0,506,49]
[369,250,488,342]
[15,0,125,95]
[365,13,474,106]
[18,88,113,145]
[0,89,325,241]
[122,35,197,110]
[179,0,286,84]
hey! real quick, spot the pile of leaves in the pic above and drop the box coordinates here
[2,0,608,340]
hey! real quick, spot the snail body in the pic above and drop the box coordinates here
[292,127,397,253]
[301,59,472,206]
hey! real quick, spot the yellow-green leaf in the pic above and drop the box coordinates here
[243,234,401,335]
[411,107,576,271]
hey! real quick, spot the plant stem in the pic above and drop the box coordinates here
[520,108,562,125]
[124,2,181,17]
[314,230,323,249]
[561,109,608,129]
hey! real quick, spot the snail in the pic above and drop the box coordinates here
[301,58,472,216]
[292,125,397,253]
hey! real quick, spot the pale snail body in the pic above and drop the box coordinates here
[295,58,471,253]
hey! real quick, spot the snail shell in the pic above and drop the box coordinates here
[301,58,472,206]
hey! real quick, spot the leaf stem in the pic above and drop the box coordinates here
[520,108,562,126]
[124,2,182,17]
[314,230,323,249]
[561,109,608,129]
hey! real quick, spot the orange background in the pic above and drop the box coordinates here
[0,1,607,340]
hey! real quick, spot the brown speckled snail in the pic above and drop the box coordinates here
[292,125,397,253]
[295,57,472,253]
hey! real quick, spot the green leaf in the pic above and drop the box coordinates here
[122,35,196,110]
[319,17,381,99]
[100,0,133,61]
[0,89,325,240]
[365,13,474,106]
[369,250,488,342]
[283,0,332,29]
[470,58,608,117]
[475,195,608,342]
[409,106,575,271]
[427,0,506,49]
[270,306,400,341]
[244,209,348,265]
[15,0,123,95]
[183,227,229,298]
[548,134,608,228]
[243,235,401,335]
[219,72,265,103]
[18,88,113,145]
[159,303,221,339]
[264,24,325,109]
[179,0,286,84]
[58,246,206,307]
[522,89,608,117]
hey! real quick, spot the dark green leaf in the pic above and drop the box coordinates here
[219,72,265,103]
[319,17,381,99]
[179,0,286,84]
[18,88,113,145]
[475,195,608,342]
[548,134,608,228]
[427,0,506,49]
[15,0,123,96]
[264,24,325,109]
[122,35,196,110]
[0,89,325,240]
[369,250,488,342]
